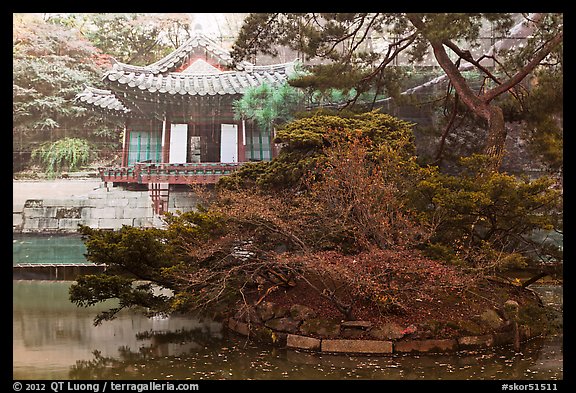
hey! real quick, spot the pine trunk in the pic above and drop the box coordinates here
[482,105,507,171]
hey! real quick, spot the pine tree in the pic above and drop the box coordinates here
[231,13,563,172]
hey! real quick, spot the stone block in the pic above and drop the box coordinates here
[341,329,365,339]
[492,331,514,347]
[83,219,101,229]
[56,207,82,219]
[122,207,152,219]
[24,199,43,208]
[45,197,90,207]
[322,339,393,354]
[456,319,486,335]
[13,213,23,228]
[74,197,91,207]
[253,326,287,346]
[119,218,135,227]
[370,322,406,340]
[90,198,109,209]
[107,198,130,207]
[171,192,199,208]
[341,321,372,330]
[133,218,154,227]
[265,317,301,333]
[256,301,276,321]
[457,335,495,349]
[394,338,458,353]
[41,198,64,206]
[36,217,59,230]
[58,218,83,231]
[479,309,505,330]
[287,334,321,351]
[97,207,117,219]
[228,318,250,336]
[22,218,39,230]
[21,208,39,218]
[81,207,94,220]
[290,304,318,321]
[97,218,123,229]
[128,199,150,208]
[299,318,341,338]
[114,206,126,219]
[24,207,56,219]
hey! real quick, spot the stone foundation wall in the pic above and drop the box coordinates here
[13,264,106,280]
[13,184,199,233]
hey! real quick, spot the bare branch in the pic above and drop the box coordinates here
[482,30,563,103]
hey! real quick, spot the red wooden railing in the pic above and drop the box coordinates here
[99,162,243,185]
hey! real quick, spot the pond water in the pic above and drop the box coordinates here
[12,235,563,380]
[13,234,87,265]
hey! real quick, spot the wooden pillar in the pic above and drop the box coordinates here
[271,126,280,159]
[162,118,171,163]
[237,120,246,163]
[121,119,130,167]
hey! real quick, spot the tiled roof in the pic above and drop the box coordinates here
[75,86,130,115]
[104,61,295,96]
[108,32,253,75]
[76,32,298,117]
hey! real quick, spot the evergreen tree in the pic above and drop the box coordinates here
[231,13,563,172]
[12,13,195,173]
[81,13,192,65]
[13,13,122,172]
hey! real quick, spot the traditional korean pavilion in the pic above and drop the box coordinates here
[77,32,296,197]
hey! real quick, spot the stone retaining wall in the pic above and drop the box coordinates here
[225,300,544,355]
[13,264,106,280]
[227,317,541,355]
[14,183,199,233]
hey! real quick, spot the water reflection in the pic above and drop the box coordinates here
[13,280,562,380]
[67,334,563,380]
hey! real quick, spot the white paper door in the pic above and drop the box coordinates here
[169,124,188,163]
[220,124,238,163]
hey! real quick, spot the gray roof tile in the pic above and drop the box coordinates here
[75,86,130,115]
[103,64,295,97]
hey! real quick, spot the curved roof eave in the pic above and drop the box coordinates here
[75,86,131,115]
[103,60,297,97]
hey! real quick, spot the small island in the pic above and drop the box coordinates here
[227,276,550,355]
